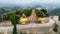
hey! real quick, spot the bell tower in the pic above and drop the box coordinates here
[28,9,38,23]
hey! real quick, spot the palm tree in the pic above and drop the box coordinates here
[3,13,20,34]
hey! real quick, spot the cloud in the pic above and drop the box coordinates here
[40,0,60,3]
[0,0,60,4]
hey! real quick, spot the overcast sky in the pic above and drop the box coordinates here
[0,0,60,4]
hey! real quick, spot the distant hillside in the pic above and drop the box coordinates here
[49,8,60,16]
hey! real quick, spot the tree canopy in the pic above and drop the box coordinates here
[35,9,48,17]
[23,8,32,17]
[3,13,20,25]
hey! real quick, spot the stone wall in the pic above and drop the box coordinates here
[0,21,12,26]
[0,21,55,34]
[56,21,60,34]
[17,20,55,34]
[0,16,57,34]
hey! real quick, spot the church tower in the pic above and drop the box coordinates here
[21,13,26,18]
[28,9,38,23]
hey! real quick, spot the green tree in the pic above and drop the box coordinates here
[3,13,20,34]
[23,8,32,17]
[35,9,49,17]
[40,9,47,14]
[40,9,49,17]
[15,10,23,16]
[53,24,58,32]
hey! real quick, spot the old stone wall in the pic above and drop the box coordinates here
[0,16,57,34]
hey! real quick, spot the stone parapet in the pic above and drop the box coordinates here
[0,19,56,34]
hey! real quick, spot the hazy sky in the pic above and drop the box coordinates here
[0,0,60,4]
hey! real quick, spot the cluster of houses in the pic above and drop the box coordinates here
[20,9,47,24]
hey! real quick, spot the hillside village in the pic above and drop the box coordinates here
[0,8,60,34]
